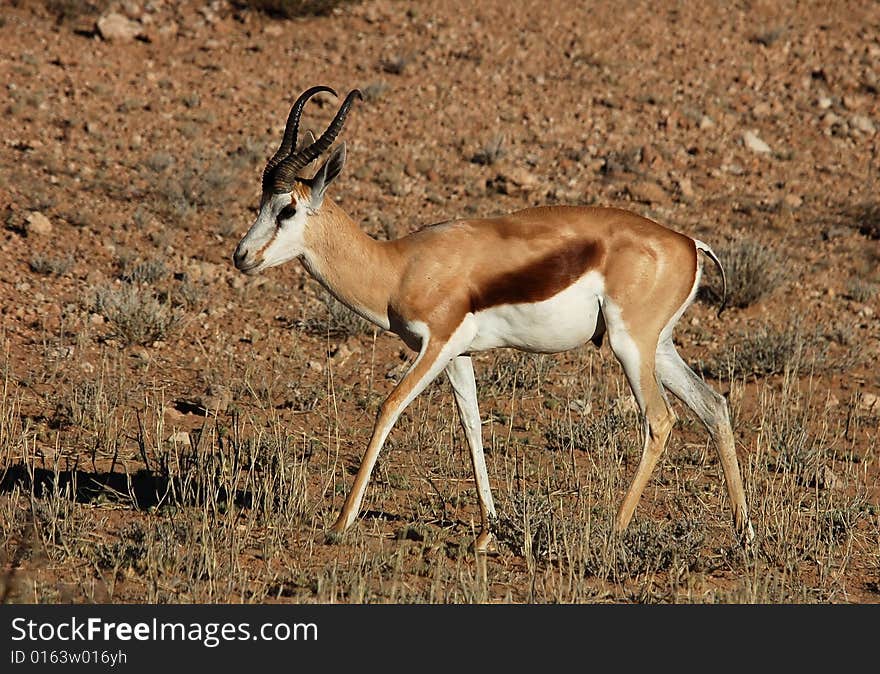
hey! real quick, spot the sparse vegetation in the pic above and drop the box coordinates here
[703,238,785,309]
[90,284,183,346]
[2,0,878,607]
[702,321,810,380]
[29,254,72,276]
[470,135,506,166]
[239,0,353,18]
[294,288,375,337]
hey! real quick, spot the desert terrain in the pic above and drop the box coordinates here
[0,0,878,603]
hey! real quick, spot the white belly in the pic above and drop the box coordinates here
[467,271,604,353]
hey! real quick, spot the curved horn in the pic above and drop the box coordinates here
[270,89,363,192]
[262,85,336,191]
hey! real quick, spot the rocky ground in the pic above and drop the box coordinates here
[0,0,878,604]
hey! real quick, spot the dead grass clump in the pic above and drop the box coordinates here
[91,284,183,346]
[294,289,375,337]
[835,201,880,240]
[750,373,873,578]
[239,0,353,18]
[29,254,73,276]
[145,149,242,226]
[544,407,629,453]
[361,81,389,103]
[42,0,110,22]
[119,258,168,285]
[478,351,556,395]
[702,238,785,309]
[846,278,877,303]
[494,490,554,561]
[470,135,506,166]
[703,322,808,379]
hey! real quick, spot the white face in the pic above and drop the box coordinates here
[232,189,311,275]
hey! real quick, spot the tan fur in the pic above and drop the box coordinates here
[304,203,699,340]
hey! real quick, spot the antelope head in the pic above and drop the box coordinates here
[232,86,362,275]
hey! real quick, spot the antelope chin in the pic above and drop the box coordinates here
[236,260,264,275]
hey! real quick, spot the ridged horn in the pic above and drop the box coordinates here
[262,85,336,192]
[270,89,363,193]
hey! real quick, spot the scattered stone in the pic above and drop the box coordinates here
[121,1,142,20]
[97,13,142,42]
[164,406,186,422]
[817,97,833,109]
[814,466,841,490]
[850,115,876,134]
[568,399,592,415]
[25,211,52,236]
[677,177,695,199]
[752,101,771,117]
[263,24,284,37]
[742,130,772,154]
[860,392,879,413]
[167,431,191,445]
[821,112,842,128]
[783,193,803,209]
[489,167,540,195]
[627,180,667,204]
[157,21,179,39]
[197,385,231,414]
[699,115,715,129]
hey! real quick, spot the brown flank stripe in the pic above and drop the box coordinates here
[470,239,605,312]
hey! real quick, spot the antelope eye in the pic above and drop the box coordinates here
[277,204,297,223]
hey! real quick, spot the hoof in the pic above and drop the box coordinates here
[472,531,498,556]
[324,530,345,545]
[741,520,756,546]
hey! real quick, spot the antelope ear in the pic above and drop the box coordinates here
[309,142,346,209]
[297,129,317,152]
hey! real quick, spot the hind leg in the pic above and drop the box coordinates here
[655,338,753,541]
[605,318,677,533]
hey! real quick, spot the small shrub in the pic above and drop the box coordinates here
[846,278,877,303]
[174,279,206,309]
[544,408,629,453]
[704,322,808,380]
[43,0,110,22]
[119,258,168,285]
[471,135,506,166]
[702,238,785,309]
[29,254,73,276]
[294,289,374,337]
[361,81,389,103]
[240,0,352,17]
[145,153,174,173]
[380,55,410,75]
[613,519,705,578]
[478,351,556,395]
[495,490,553,561]
[92,284,183,346]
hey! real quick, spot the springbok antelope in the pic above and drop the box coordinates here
[233,86,754,551]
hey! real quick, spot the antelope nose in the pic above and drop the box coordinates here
[233,246,248,269]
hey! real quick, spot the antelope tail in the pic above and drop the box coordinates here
[694,239,727,317]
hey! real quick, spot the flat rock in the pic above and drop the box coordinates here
[627,180,668,204]
[25,211,52,235]
[97,13,142,42]
[851,115,876,134]
[742,130,772,153]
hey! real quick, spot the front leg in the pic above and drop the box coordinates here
[445,355,497,552]
[331,319,477,535]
